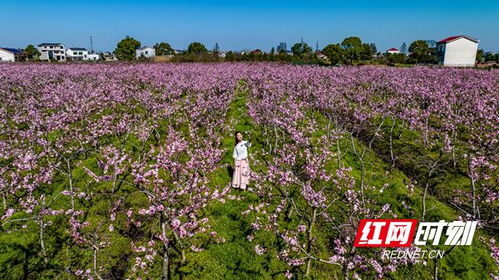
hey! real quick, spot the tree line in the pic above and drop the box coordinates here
[10,36,497,66]
[114,35,493,66]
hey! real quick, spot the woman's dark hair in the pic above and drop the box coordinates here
[234,131,243,145]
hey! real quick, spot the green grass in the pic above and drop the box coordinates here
[184,86,496,279]
[0,84,496,280]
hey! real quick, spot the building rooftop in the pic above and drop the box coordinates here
[38,43,63,46]
[0,48,23,54]
[438,35,478,44]
[68,47,88,51]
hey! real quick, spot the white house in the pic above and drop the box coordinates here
[387,48,399,54]
[218,51,227,58]
[436,35,479,67]
[66,48,89,61]
[0,48,23,62]
[136,46,155,59]
[86,53,100,61]
[38,43,66,61]
[316,52,328,60]
[66,48,101,61]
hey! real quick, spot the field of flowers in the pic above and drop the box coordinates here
[0,63,497,279]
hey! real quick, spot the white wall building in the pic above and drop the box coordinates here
[87,53,100,61]
[436,35,479,67]
[0,48,23,62]
[66,48,100,61]
[136,46,155,59]
[66,48,89,61]
[38,43,66,61]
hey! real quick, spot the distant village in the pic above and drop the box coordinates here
[0,35,497,67]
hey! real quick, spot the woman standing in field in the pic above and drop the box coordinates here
[232,131,251,190]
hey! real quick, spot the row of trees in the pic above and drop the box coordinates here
[113,36,210,61]
[113,36,446,65]
[6,36,494,65]
[112,36,378,64]
[476,49,499,63]
[113,36,490,66]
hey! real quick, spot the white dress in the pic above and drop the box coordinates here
[232,141,251,189]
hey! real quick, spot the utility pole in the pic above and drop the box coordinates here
[90,35,94,53]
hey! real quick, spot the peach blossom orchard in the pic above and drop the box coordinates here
[0,63,497,279]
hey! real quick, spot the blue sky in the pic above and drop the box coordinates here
[2,0,498,52]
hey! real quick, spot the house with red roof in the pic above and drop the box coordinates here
[386,48,399,54]
[436,35,479,67]
[251,49,263,55]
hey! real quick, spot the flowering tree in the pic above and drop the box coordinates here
[0,63,497,279]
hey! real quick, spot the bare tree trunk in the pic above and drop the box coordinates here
[350,135,366,208]
[422,159,439,221]
[368,118,385,149]
[422,179,430,221]
[468,162,477,220]
[66,159,75,210]
[93,247,103,280]
[451,129,457,169]
[389,119,396,168]
[424,116,429,147]
[39,220,48,264]
[173,231,186,263]
[161,214,171,280]
[265,126,270,153]
[274,126,279,154]
[39,196,48,264]
[305,208,317,277]
[336,136,342,168]
[334,117,342,168]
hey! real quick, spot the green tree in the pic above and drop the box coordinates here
[114,36,141,61]
[400,42,408,54]
[484,52,498,62]
[24,44,40,60]
[369,43,377,54]
[408,40,434,64]
[360,43,374,60]
[277,51,291,61]
[154,42,174,56]
[291,42,312,57]
[387,53,406,64]
[187,42,208,55]
[225,51,235,61]
[322,44,344,65]
[476,49,484,63]
[341,36,363,63]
